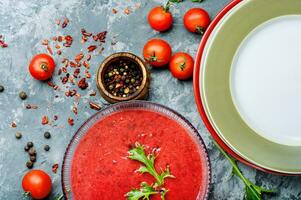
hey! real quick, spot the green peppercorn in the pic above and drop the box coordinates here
[30,156,36,162]
[109,84,114,90]
[44,145,50,151]
[0,85,4,93]
[26,161,34,169]
[125,79,130,84]
[108,72,113,77]
[15,132,22,139]
[121,76,126,81]
[19,91,27,100]
[131,78,136,84]
[28,148,36,156]
[113,69,117,72]
[44,131,51,139]
[27,142,33,148]
[120,68,124,73]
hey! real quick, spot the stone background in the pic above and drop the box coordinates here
[0,0,300,199]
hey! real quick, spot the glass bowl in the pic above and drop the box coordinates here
[62,101,211,199]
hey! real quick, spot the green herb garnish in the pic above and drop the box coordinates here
[126,143,175,200]
[214,141,275,200]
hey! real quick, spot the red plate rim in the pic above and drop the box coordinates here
[193,0,291,176]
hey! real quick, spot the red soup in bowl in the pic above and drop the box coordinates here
[62,101,210,200]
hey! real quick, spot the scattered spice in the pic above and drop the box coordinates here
[19,91,28,100]
[27,142,34,148]
[57,50,62,55]
[44,145,50,152]
[54,115,58,121]
[28,148,36,156]
[52,163,59,173]
[89,102,102,111]
[25,104,38,109]
[15,132,22,139]
[41,39,49,45]
[87,45,97,52]
[30,156,36,162]
[0,35,8,48]
[124,8,131,15]
[75,53,84,62]
[0,85,4,93]
[78,78,88,90]
[61,17,70,28]
[89,91,96,96]
[81,28,92,37]
[55,19,61,26]
[47,45,53,55]
[83,61,90,69]
[112,8,118,14]
[72,106,78,115]
[44,131,51,139]
[68,117,74,126]
[41,116,49,125]
[26,161,33,169]
[104,59,142,98]
[11,121,17,128]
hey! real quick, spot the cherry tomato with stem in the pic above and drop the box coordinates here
[22,170,52,199]
[169,52,194,80]
[148,1,173,32]
[29,53,55,81]
[143,38,172,68]
[183,8,211,34]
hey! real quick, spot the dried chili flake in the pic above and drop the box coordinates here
[62,67,67,73]
[42,116,49,125]
[86,54,91,61]
[69,61,77,68]
[89,91,96,96]
[55,19,61,26]
[54,115,58,121]
[75,53,84,63]
[53,85,59,90]
[72,106,78,115]
[69,76,75,84]
[41,39,49,45]
[55,44,61,49]
[81,36,88,43]
[81,28,92,37]
[26,104,38,109]
[92,35,98,41]
[62,18,69,28]
[47,81,55,87]
[97,31,107,43]
[52,163,59,173]
[11,121,17,128]
[65,89,77,97]
[124,8,131,15]
[85,70,91,79]
[46,45,53,55]
[57,50,62,55]
[68,117,74,126]
[78,78,88,90]
[62,76,68,84]
[112,8,118,14]
[87,45,97,52]
[89,102,102,111]
[83,61,90,69]
[73,68,80,78]
[52,36,58,41]
[58,68,62,76]
[58,36,63,42]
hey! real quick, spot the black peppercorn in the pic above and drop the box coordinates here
[15,132,22,139]
[28,148,36,156]
[24,145,30,152]
[26,161,34,169]
[30,156,36,162]
[27,142,33,148]
[19,91,27,100]
[44,131,51,139]
[44,145,50,151]
[0,85,4,93]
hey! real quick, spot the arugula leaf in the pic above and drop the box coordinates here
[214,141,275,200]
[128,143,175,187]
[126,182,159,200]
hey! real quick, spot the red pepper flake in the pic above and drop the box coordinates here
[52,163,59,173]
[47,81,55,87]
[85,70,91,79]
[87,45,97,52]
[73,68,80,78]
[98,47,105,54]
[86,54,91,61]
[41,39,49,45]
[72,106,78,115]
[75,53,84,63]
[55,44,61,49]
[92,35,98,41]
[62,67,67,73]
[11,121,17,128]
[0,36,8,48]
[68,117,74,126]
[57,50,62,55]
[53,85,59,90]
[89,102,102,111]
[46,45,53,55]
[26,104,38,109]
[58,68,62,76]
[62,76,68,84]
[96,31,107,43]
[57,36,63,42]
[64,35,73,47]
[54,115,58,121]
[42,116,49,125]
[65,89,77,97]
[81,28,92,37]
[124,8,131,15]
[112,8,118,14]
[62,17,69,28]
[81,36,88,44]
[55,19,61,26]
[83,61,90,69]
[78,78,88,90]
[89,91,96,96]
[52,36,58,41]
[69,61,77,68]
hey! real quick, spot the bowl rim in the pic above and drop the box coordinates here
[96,52,148,102]
[61,100,211,199]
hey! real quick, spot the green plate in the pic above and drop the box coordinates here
[201,0,301,174]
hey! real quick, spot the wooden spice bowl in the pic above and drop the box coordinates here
[96,52,150,103]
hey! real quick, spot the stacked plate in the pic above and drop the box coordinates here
[194,0,301,175]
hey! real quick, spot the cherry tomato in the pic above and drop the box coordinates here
[29,54,55,81]
[148,6,173,32]
[143,38,172,67]
[183,8,211,34]
[22,170,52,199]
[169,52,194,80]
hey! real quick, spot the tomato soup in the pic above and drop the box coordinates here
[69,109,209,200]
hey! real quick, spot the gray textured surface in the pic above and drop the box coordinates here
[0,0,300,199]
